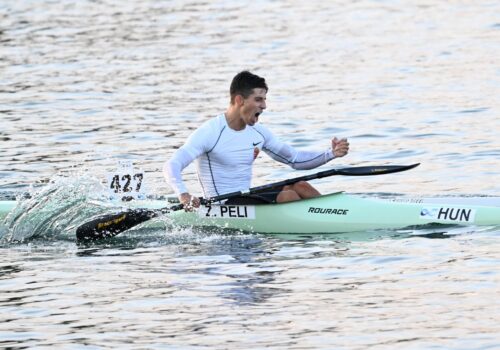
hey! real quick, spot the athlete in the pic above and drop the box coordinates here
[164,71,349,209]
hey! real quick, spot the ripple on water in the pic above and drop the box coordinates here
[1,1,500,349]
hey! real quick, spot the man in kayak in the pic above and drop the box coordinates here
[164,71,349,209]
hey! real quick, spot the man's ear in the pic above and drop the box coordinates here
[235,95,244,106]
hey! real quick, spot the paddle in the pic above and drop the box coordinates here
[76,163,419,241]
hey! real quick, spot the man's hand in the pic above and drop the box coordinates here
[179,193,201,211]
[332,137,349,158]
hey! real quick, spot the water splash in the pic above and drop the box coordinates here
[0,173,109,244]
[0,173,258,246]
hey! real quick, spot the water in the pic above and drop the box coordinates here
[1,0,500,348]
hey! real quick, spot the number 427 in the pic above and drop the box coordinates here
[109,173,143,193]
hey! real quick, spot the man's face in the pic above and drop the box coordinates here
[240,88,267,126]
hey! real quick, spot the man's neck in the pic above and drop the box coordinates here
[224,107,246,131]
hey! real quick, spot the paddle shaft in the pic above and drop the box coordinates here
[214,163,420,197]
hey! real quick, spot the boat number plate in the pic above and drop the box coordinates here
[198,204,256,219]
[106,160,146,200]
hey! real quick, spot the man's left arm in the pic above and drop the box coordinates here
[262,129,349,170]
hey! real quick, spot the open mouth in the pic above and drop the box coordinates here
[255,112,261,118]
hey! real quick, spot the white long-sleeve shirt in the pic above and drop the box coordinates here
[163,114,335,197]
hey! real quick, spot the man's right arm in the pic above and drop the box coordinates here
[163,147,194,197]
[163,120,216,208]
[163,147,201,209]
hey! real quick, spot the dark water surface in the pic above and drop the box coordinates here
[1,1,499,349]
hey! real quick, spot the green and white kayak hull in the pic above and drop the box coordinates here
[1,192,499,235]
[163,192,500,233]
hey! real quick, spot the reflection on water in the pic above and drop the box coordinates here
[1,231,500,348]
[1,0,499,349]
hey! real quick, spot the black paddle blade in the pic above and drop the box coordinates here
[335,163,420,176]
[76,209,157,241]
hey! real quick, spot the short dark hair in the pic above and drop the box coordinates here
[229,71,268,104]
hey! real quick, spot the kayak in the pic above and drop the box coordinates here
[3,192,498,235]
[162,192,500,233]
